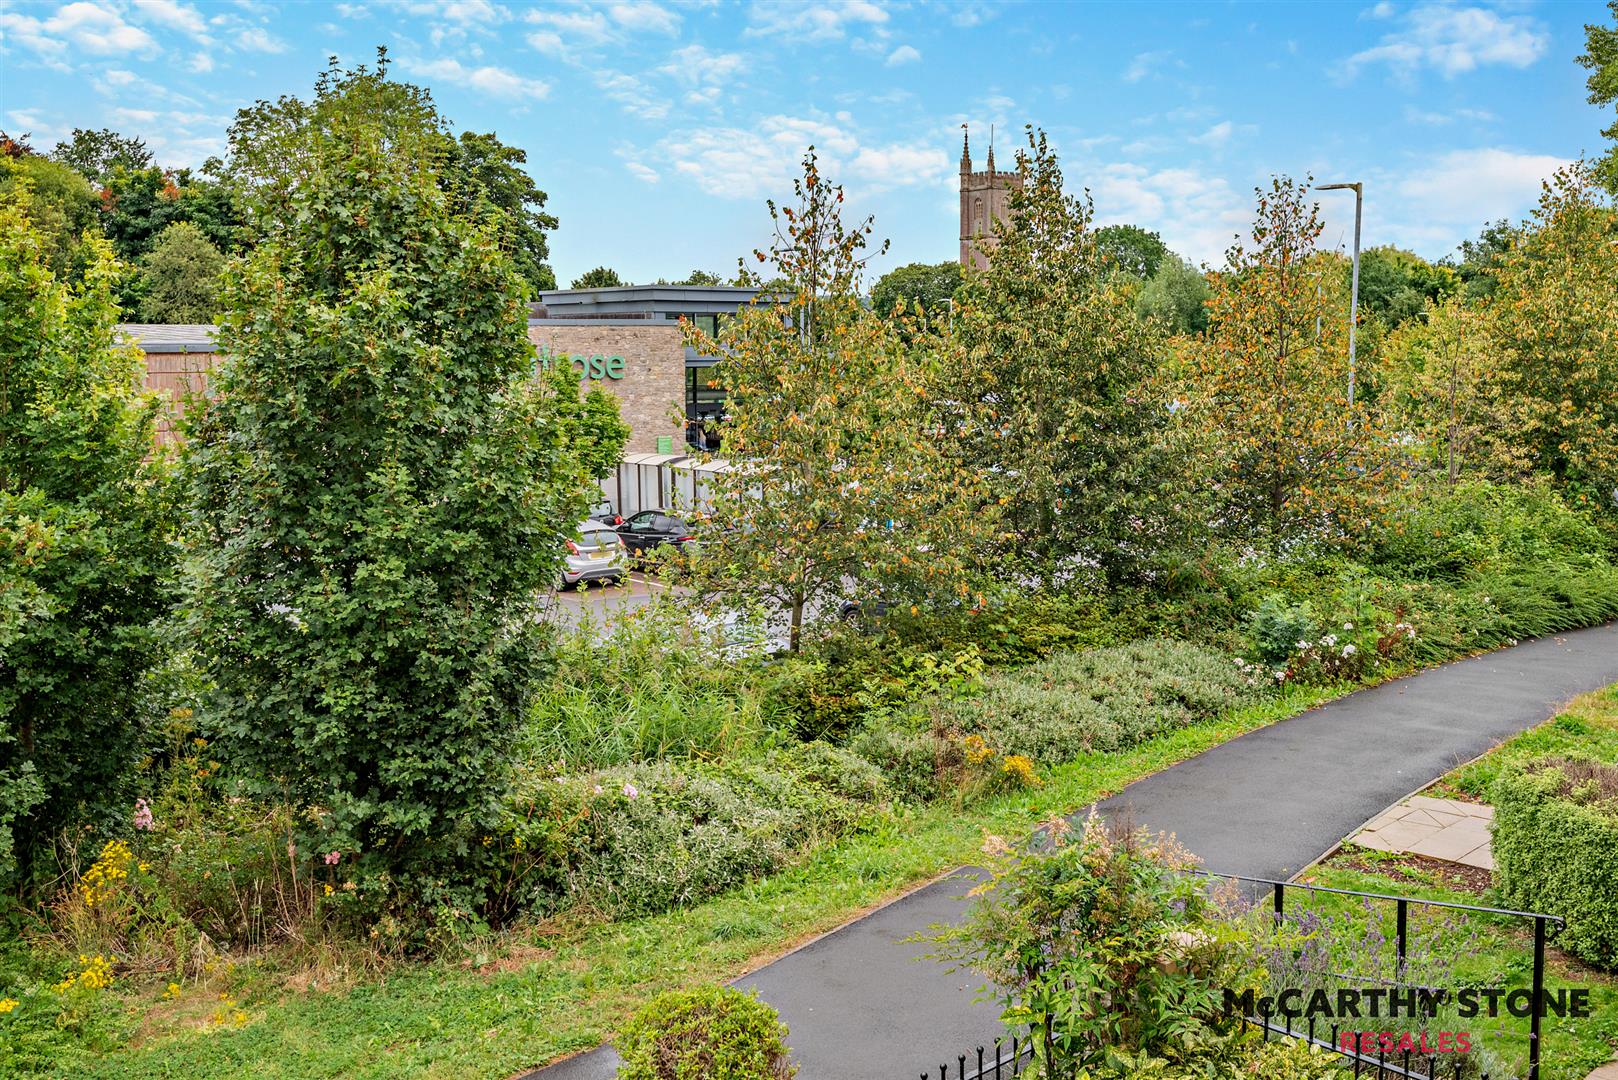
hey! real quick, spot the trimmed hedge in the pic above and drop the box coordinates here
[1491,760,1618,970]
[617,985,796,1080]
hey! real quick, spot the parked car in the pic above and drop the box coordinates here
[558,521,628,589]
[586,499,624,527]
[618,509,699,563]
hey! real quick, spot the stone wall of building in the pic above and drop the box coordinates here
[525,321,686,454]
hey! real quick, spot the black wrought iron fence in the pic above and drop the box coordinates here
[911,871,1565,1080]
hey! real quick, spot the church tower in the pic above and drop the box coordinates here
[958,125,1022,269]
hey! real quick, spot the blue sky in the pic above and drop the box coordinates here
[0,0,1608,286]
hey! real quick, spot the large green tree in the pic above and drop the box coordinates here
[445,131,559,292]
[0,139,99,277]
[1135,255,1210,336]
[570,265,626,289]
[49,127,153,185]
[1580,1,1618,193]
[1094,223,1169,279]
[186,57,614,912]
[869,260,963,320]
[0,190,174,888]
[1358,246,1460,329]
[137,220,226,323]
[945,128,1187,586]
[1487,165,1618,508]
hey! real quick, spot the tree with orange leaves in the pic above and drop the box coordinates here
[1188,176,1391,546]
[681,150,993,651]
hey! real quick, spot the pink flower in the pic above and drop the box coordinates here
[622,783,639,800]
[133,799,154,831]
[324,851,341,866]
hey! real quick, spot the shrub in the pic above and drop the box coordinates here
[510,758,883,919]
[927,816,1249,1076]
[1491,758,1618,970]
[185,59,618,921]
[935,640,1256,764]
[617,985,796,1080]
[0,187,175,889]
[1246,593,1318,669]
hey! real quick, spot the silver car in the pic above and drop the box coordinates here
[558,521,628,588]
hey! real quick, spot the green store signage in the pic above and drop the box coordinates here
[535,344,625,381]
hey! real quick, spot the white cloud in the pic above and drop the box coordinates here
[0,2,160,63]
[634,112,949,201]
[1189,120,1235,147]
[382,1,510,25]
[1340,4,1546,80]
[1088,162,1251,266]
[886,44,920,66]
[624,160,659,183]
[132,0,209,40]
[1123,49,1171,83]
[596,71,670,120]
[1403,104,1496,125]
[398,56,551,99]
[1394,146,1568,231]
[745,0,889,43]
[660,43,746,87]
[607,1,679,34]
[232,25,287,53]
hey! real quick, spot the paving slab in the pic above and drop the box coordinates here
[525,622,1618,1080]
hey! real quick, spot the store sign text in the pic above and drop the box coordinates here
[535,345,625,380]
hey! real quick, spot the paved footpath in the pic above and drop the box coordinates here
[530,622,1618,1080]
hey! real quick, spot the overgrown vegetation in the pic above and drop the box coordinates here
[4,32,1618,1079]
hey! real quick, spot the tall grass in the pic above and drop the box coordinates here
[524,604,793,769]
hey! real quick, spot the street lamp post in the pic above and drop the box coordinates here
[1315,181,1363,413]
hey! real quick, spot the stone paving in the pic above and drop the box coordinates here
[1349,794,1495,870]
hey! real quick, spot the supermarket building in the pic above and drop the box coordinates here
[125,283,757,455]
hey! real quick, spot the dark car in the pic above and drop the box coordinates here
[618,509,698,562]
[586,499,624,527]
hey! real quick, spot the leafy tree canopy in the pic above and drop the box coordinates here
[49,127,153,185]
[1094,223,1170,279]
[0,149,99,278]
[1447,219,1522,300]
[137,220,225,324]
[444,130,558,292]
[1357,246,1460,329]
[869,261,963,318]
[1135,255,1210,336]
[571,265,626,289]
[186,54,619,914]
[0,187,175,888]
[1579,1,1618,193]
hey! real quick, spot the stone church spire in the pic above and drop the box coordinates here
[986,123,995,173]
[960,124,970,173]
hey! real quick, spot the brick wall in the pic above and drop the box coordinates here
[525,322,686,454]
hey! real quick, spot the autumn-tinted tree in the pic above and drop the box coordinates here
[946,128,1186,585]
[0,189,174,888]
[1189,177,1389,544]
[1579,1,1618,193]
[1095,223,1169,279]
[186,57,615,910]
[137,220,225,323]
[1488,165,1618,508]
[571,265,626,289]
[682,151,989,650]
[869,261,964,319]
[50,127,153,185]
[1447,219,1521,300]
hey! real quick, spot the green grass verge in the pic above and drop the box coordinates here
[26,684,1347,1080]
[1301,684,1618,1078]
[1301,857,1618,1079]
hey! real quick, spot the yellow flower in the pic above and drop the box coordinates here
[1000,755,1041,789]
[0,998,18,1014]
[323,884,334,896]
[165,983,181,1000]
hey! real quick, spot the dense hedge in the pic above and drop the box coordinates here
[1491,759,1618,970]
[617,985,796,1080]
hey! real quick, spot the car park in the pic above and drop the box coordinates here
[617,509,699,563]
[558,521,628,589]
